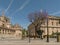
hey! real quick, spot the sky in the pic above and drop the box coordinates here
[0,0,60,29]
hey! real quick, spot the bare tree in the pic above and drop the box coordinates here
[28,11,47,38]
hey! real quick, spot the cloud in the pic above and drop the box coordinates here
[11,0,30,15]
[19,0,30,10]
[5,0,14,13]
[50,11,60,15]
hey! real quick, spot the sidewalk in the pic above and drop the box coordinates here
[0,38,60,45]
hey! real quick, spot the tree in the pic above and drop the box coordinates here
[28,10,47,38]
[22,29,27,39]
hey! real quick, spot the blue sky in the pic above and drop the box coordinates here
[0,0,60,29]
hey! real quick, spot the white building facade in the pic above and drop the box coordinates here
[0,12,23,39]
[28,15,60,37]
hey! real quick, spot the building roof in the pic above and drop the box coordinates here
[49,15,60,20]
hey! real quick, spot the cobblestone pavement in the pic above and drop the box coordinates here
[0,38,60,45]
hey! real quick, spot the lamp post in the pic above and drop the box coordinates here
[57,30,59,42]
[40,10,49,42]
[46,15,49,42]
[29,29,30,43]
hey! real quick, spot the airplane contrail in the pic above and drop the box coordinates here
[11,0,30,15]
[49,11,60,15]
[5,0,14,13]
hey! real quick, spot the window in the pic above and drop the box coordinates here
[6,19,7,22]
[2,24,4,27]
[43,22,45,25]
[52,28,54,33]
[0,18,1,20]
[52,22,53,25]
[56,22,58,26]
[59,20,60,24]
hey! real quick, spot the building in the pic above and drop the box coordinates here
[0,12,23,39]
[28,15,60,37]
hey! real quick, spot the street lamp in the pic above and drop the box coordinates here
[40,10,49,42]
[46,15,49,42]
[29,29,30,43]
[57,30,59,42]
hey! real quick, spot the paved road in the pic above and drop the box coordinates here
[0,38,60,45]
